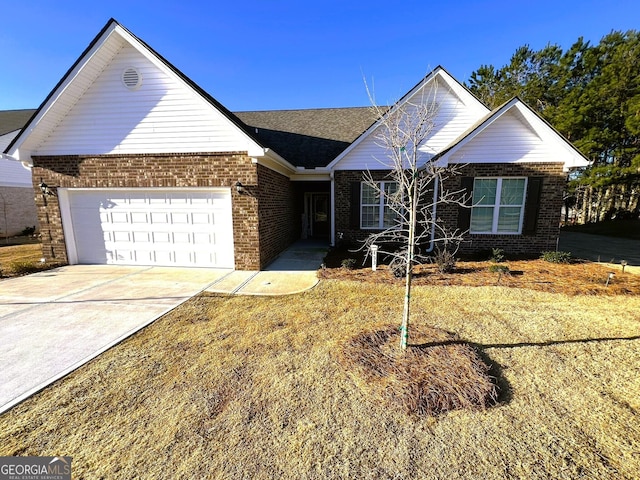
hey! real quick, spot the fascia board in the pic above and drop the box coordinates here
[251,150,297,178]
[9,20,265,162]
[326,69,443,170]
[511,101,590,168]
[441,98,590,169]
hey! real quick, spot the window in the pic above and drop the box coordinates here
[361,181,399,229]
[470,178,527,234]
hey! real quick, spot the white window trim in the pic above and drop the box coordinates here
[470,177,528,235]
[360,181,398,230]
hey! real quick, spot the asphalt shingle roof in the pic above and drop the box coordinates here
[0,109,36,136]
[235,107,379,168]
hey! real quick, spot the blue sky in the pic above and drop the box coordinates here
[1,0,638,112]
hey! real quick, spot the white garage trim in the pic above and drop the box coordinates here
[58,188,234,268]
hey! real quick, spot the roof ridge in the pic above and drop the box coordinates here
[234,106,374,114]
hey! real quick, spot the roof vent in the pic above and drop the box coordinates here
[122,67,142,90]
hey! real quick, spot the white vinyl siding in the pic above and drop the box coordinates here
[34,45,258,156]
[0,131,31,187]
[335,77,488,170]
[448,110,552,164]
[361,181,398,229]
[470,178,527,234]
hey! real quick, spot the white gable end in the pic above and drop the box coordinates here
[333,74,488,170]
[448,110,550,164]
[441,101,590,170]
[34,45,257,156]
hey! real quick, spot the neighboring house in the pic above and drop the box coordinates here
[4,19,588,270]
[0,109,39,238]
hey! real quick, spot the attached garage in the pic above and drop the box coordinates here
[58,188,234,268]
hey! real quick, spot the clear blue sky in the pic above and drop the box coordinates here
[1,0,638,112]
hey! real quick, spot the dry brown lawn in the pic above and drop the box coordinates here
[1,278,639,479]
[0,242,41,264]
[0,241,62,277]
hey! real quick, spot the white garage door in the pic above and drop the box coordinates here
[59,188,234,268]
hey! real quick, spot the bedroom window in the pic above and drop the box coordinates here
[361,181,399,229]
[470,178,527,234]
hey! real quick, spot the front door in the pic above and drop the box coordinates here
[304,193,330,238]
[312,194,330,237]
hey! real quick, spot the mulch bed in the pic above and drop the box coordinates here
[338,324,499,416]
[320,248,640,296]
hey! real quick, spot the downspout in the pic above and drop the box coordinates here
[423,176,439,253]
[330,171,336,246]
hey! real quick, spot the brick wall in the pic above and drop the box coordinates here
[256,164,298,267]
[0,186,39,237]
[442,163,566,256]
[334,163,566,256]
[31,152,274,270]
[334,170,394,245]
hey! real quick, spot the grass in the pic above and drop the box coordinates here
[1,280,639,479]
[0,241,62,278]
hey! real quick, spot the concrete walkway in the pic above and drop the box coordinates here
[206,240,328,295]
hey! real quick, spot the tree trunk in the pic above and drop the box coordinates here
[400,175,419,350]
[586,186,594,223]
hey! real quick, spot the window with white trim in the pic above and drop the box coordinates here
[361,181,399,229]
[470,178,527,234]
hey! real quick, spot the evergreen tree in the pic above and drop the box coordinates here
[467,30,640,222]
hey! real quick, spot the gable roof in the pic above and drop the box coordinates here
[236,107,378,169]
[5,19,283,167]
[435,97,590,171]
[327,66,490,169]
[2,21,588,174]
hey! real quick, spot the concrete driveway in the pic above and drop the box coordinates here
[0,241,328,414]
[0,265,232,414]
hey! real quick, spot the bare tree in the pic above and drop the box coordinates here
[360,81,467,350]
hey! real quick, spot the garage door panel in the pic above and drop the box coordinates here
[131,212,149,223]
[150,212,169,224]
[61,188,234,268]
[171,212,189,224]
[113,231,132,242]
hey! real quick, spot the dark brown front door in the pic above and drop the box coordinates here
[312,193,330,237]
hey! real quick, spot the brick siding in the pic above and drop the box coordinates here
[31,153,295,270]
[334,170,394,245]
[441,163,566,256]
[0,186,39,238]
[256,164,298,267]
[334,163,566,256]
